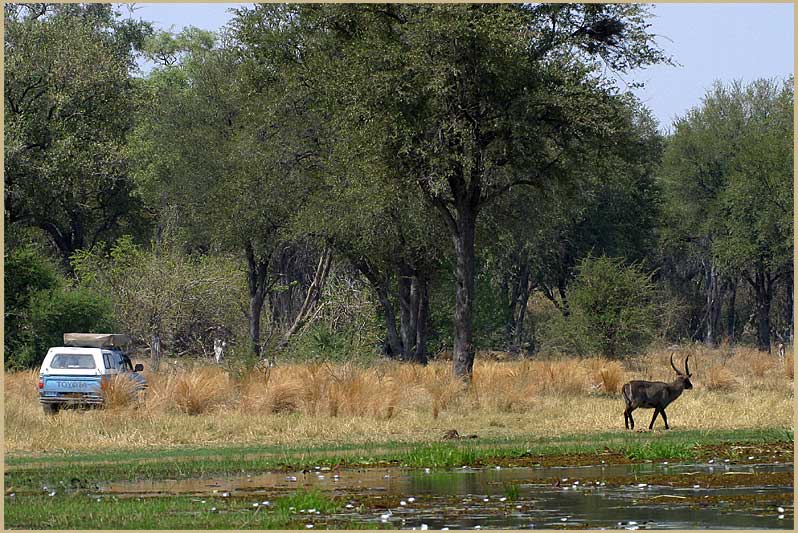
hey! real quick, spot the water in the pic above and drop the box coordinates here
[102,461,793,529]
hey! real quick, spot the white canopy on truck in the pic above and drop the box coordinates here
[63,333,132,348]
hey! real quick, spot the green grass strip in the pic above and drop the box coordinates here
[4,488,378,530]
[5,427,791,490]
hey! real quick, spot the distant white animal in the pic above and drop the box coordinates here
[777,342,785,361]
[213,339,227,364]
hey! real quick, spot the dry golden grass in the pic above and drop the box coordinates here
[144,366,233,415]
[4,346,793,453]
[584,357,626,394]
[746,351,776,378]
[418,363,465,418]
[470,362,536,413]
[101,375,141,409]
[537,359,587,395]
[785,352,794,380]
[702,365,738,392]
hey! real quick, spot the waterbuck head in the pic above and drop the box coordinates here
[670,352,693,390]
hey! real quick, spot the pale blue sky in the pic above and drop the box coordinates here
[123,2,794,132]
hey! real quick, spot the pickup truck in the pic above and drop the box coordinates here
[38,333,146,415]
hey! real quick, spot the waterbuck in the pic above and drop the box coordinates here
[622,353,692,430]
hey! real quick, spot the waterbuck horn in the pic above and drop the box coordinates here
[684,354,691,376]
[670,352,682,375]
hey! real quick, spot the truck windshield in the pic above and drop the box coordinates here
[51,354,96,369]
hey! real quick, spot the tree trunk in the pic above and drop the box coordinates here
[703,261,723,348]
[726,279,736,342]
[351,257,403,358]
[279,246,333,349]
[452,211,477,381]
[513,286,531,352]
[751,267,772,352]
[248,293,264,358]
[785,272,794,344]
[245,242,270,359]
[413,274,429,365]
[397,264,417,360]
[376,283,403,358]
[557,281,570,317]
[509,261,530,353]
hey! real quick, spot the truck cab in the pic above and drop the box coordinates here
[38,333,146,415]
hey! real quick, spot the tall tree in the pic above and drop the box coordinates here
[485,100,663,351]
[131,22,322,359]
[298,4,667,378]
[662,79,793,351]
[4,3,150,265]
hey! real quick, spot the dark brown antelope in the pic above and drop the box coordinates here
[622,353,692,430]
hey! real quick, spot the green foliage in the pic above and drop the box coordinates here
[502,483,520,500]
[19,287,116,369]
[662,78,793,273]
[542,256,656,357]
[4,4,151,261]
[660,78,793,348]
[428,257,515,351]
[284,323,380,366]
[4,246,64,369]
[4,246,61,318]
[272,489,341,516]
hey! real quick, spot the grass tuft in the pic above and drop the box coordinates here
[170,367,232,415]
[101,375,141,409]
[702,365,737,392]
[623,440,694,460]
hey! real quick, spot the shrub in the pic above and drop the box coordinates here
[23,287,116,369]
[72,235,245,364]
[4,247,63,370]
[541,256,656,357]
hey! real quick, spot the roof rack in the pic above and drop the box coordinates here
[63,333,132,348]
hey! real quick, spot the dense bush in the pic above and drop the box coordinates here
[4,247,63,369]
[541,256,656,357]
[16,287,117,369]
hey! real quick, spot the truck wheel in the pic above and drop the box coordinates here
[42,403,60,416]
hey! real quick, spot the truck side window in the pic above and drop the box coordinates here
[103,351,121,370]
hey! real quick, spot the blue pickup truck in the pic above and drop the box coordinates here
[38,333,146,415]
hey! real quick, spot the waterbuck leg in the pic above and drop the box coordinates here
[649,408,660,430]
[624,409,629,430]
[627,408,635,430]
[660,409,669,430]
